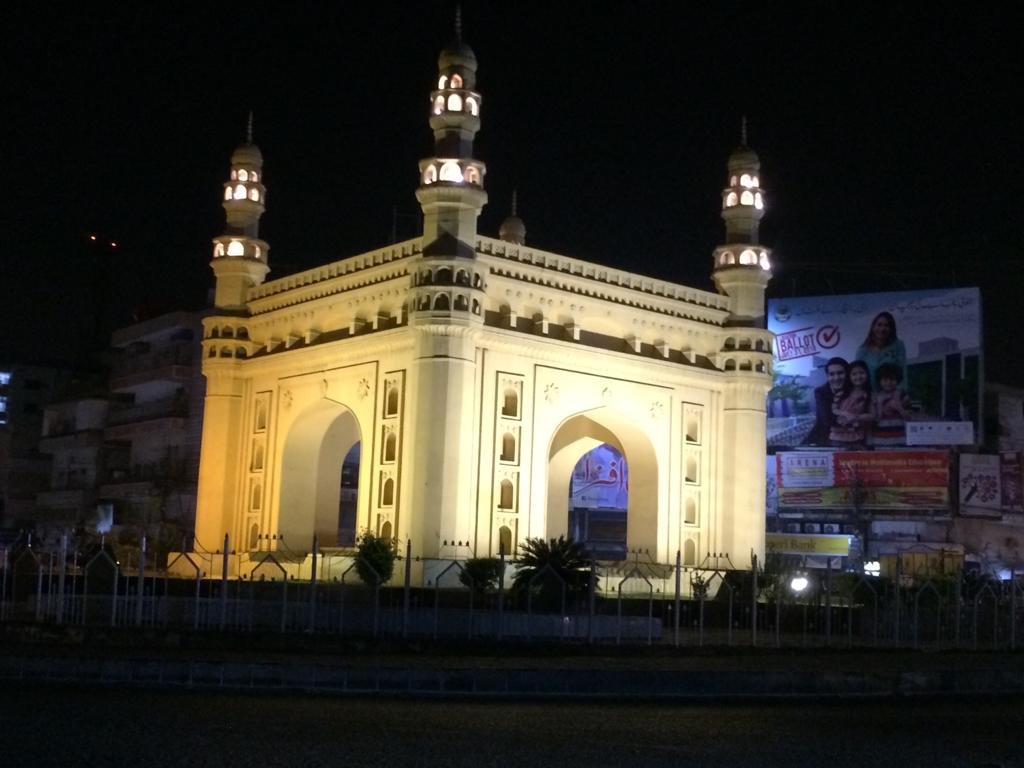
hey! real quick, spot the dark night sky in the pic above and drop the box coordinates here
[3,3,1021,384]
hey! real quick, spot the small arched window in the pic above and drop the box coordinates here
[465,96,479,116]
[238,169,249,182]
[433,294,450,311]
[384,432,397,463]
[439,160,463,182]
[685,497,697,525]
[724,359,737,371]
[253,246,261,259]
[455,269,469,285]
[450,73,463,88]
[725,191,738,207]
[502,388,518,418]
[472,299,480,315]
[255,402,267,431]
[227,240,245,257]
[729,175,737,186]
[233,184,247,200]
[248,188,260,201]
[685,418,699,443]
[740,190,754,206]
[454,294,469,311]
[500,432,516,462]
[498,525,512,557]
[249,524,259,551]
[754,192,764,210]
[219,347,232,358]
[381,477,395,506]
[251,171,258,182]
[252,443,264,471]
[214,243,225,257]
[223,187,232,201]
[498,480,514,510]
[438,75,448,90]
[751,175,759,187]
[436,267,452,284]
[432,95,445,115]
[423,165,437,185]
[684,539,696,566]
[464,166,480,184]
[251,484,262,510]
[740,173,752,187]
[473,273,482,288]
[386,386,399,416]
[759,252,771,270]
[380,520,393,540]
[686,456,698,483]
[447,93,463,112]
[740,249,757,265]
[230,170,238,181]
[234,347,247,359]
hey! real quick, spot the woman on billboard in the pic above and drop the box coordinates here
[854,311,907,388]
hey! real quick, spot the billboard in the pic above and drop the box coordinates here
[1001,452,1023,513]
[775,450,950,510]
[767,288,982,449]
[958,454,1001,514]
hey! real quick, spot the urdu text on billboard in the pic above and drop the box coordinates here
[766,288,982,449]
[775,451,950,510]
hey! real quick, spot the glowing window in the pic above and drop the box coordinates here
[433,95,445,115]
[720,251,734,265]
[466,96,478,116]
[230,170,237,180]
[730,175,737,186]
[725,191,738,207]
[233,184,247,200]
[754,192,763,210]
[227,240,245,257]
[751,175,759,187]
[439,161,463,182]
[759,252,771,270]
[248,188,260,201]
[464,166,480,184]
[740,173,753,187]
[740,190,754,206]
[447,93,463,112]
[423,165,437,185]
[438,75,448,89]
[238,169,249,181]
[740,249,757,265]
[253,246,261,259]
[214,243,225,257]
[450,73,463,88]
[251,172,258,182]
[224,187,232,201]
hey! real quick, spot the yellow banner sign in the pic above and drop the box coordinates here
[766,533,850,557]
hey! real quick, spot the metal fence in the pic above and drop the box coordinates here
[2,536,1021,649]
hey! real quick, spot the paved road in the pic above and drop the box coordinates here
[2,684,1021,767]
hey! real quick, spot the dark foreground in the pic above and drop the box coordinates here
[2,684,1022,767]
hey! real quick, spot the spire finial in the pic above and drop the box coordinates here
[511,189,518,217]
[740,115,748,147]
[246,110,254,145]
[454,4,462,43]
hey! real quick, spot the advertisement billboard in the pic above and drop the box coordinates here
[775,450,950,510]
[958,454,1001,514]
[1001,452,1023,513]
[767,288,982,449]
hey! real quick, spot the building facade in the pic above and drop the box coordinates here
[191,31,774,577]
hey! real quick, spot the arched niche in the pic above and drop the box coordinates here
[277,399,362,547]
[545,407,659,555]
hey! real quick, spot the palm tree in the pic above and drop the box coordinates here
[512,535,594,598]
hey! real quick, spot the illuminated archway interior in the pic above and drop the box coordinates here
[568,443,628,559]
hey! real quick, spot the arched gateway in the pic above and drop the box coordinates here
[185,25,773,582]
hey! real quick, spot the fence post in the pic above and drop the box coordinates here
[402,540,412,639]
[751,552,758,647]
[497,544,505,642]
[35,556,45,622]
[673,550,681,647]
[893,558,902,647]
[57,534,68,625]
[136,534,147,628]
[1011,566,1017,652]
[824,556,832,646]
[308,534,319,633]
[220,533,229,631]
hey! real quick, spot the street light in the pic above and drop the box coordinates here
[789,573,809,594]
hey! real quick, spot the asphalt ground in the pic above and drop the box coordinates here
[1,684,1021,767]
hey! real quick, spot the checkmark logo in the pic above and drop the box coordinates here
[816,324,840,349]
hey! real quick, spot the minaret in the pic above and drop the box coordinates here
[414,9,488,275]
[711,118,772,326]
[210,113,270,311]
[498,190,526,245]
[406,15,488,558]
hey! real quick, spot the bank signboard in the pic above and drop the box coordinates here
[775,450,950,510]
[767,288,982,449]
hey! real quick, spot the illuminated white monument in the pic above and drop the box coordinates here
[191,26,773,579]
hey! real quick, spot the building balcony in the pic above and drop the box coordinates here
[38,429,105,453]
[36,487,96,510]
[109,344,195,391]
[106,397,188,430]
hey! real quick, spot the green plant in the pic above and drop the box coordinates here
[512,536,593,598]
[355,530,397,586]
[459,557,503,595]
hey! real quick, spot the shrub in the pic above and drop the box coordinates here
[355,530,397,586]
